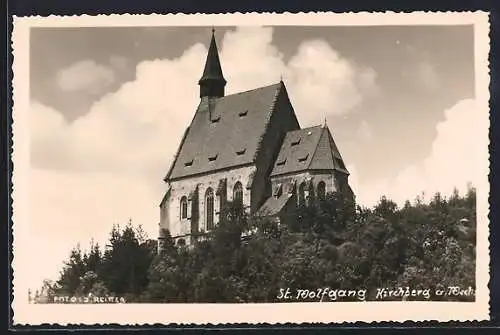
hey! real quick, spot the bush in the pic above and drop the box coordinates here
[39,187,476,303]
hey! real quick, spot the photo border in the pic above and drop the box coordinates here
[8,10,493,327]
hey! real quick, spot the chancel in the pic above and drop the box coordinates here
[158,30,354,249]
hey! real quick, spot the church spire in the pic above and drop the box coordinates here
[198,29,226,99]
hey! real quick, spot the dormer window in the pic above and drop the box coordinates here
[236,149,246,156]
[208,154,218,162]
[291,138,301,146]
[238,110,248,117]
[298,154,309,162]
[184,159,194,167]
[276,158,286,166]
[211,116,221,123]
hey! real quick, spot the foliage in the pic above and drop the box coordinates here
[35,222,157,302]
[38,186,477,303]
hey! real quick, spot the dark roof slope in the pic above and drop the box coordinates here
[270,126,323,176]
[166,82,283,180]
[270,124,349,177]
[256,192,293,217]
[309,125,348,173]
[199,32,226,83]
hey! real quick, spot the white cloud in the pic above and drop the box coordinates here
[402,59,440,91]
[355,120,373,142]
[417,61,439,90]
[33,27,377,178]
[220,27,378,124]
[221,27,286,94]
[286,40,378,125]
[56,60,116,94]
[27,26,379,289]
[30,102,68,144]
[349,99,483,207]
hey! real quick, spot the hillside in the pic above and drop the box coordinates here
[33,186,476,303]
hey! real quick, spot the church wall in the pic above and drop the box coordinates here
[160,165,255,243]
[271,171,338,203]
[251,87,300,213]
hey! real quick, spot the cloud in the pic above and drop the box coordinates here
[416,61,439,90]
[56,60,116,94]
[221,27,286,94]
[27,26,379,288]
[354,120,373,142]
[401,58,440,91]
[33,27,377,177]
[220,27,378,124]
[285,40,378,125]
[349,99,483,207]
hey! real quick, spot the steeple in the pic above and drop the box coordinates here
[198,28,226,99]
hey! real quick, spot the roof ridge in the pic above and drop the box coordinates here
[326,127,343,160]
[286,125,322,135]
[324,127,349,174]
[223,82,281,98]
[302,124,323,131]
[306,126,326,170]
[252,82,284,162]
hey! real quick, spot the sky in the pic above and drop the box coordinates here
[27,24,479,292]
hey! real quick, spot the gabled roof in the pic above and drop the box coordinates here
[270,124,349,177]
[165,82,284,181]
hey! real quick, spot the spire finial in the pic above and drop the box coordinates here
[323,115,327,128]
[211,26,215,34]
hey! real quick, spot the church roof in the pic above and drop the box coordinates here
[270,124,349,177]
[165,82,284,181]
[256,192,293,217]
[198,31,226,84]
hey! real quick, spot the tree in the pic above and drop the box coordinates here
[56,244,86,295]
[100,222,157,299]
[46,185,477,303]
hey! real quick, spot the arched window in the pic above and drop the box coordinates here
[180,196,188,219]
[233,181,243,208]
[317,181,326,201]
[205,188,214,230]
[298,182,306,207]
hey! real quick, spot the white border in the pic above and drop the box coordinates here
[11,12,491,325]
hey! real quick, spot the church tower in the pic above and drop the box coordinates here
[159,28,353,250]
[198,29,226,99]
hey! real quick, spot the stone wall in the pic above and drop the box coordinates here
[271,171,338,204]
[160,165,255,244]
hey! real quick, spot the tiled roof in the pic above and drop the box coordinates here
[270,124,349,177]
[256,192,293,217]
[166,82,283,181]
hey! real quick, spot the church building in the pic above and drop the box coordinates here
[159,30,354,248]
